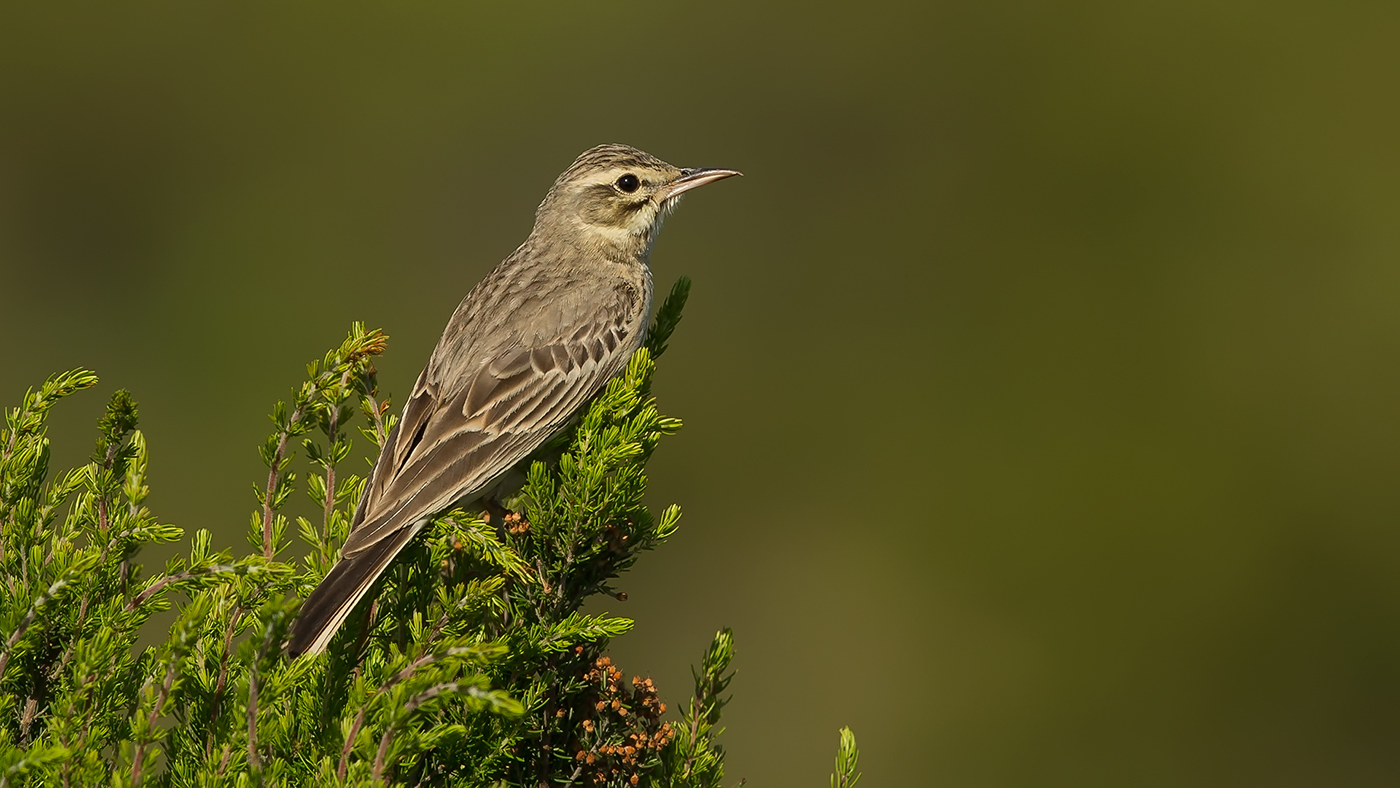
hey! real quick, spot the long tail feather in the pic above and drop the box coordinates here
[287,522,423,656]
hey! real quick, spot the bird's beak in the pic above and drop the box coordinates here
[657,167,742,204]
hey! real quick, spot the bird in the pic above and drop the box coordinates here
[287,143,740,656]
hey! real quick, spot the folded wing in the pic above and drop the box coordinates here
[287,312,634,655]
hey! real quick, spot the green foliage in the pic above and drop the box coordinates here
[830,728,861,788]
[1,282,857,785]
[653,629,735,788]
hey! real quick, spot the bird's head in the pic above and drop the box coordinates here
[536,143,740,255]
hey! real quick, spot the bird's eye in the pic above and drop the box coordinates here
[616,174,640,193]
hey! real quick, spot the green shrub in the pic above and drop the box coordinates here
[0,279,858,787]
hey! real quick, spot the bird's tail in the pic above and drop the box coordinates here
[286,522,423,657]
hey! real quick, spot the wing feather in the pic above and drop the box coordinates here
[340,319,630,559]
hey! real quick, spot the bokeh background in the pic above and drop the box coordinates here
[4,2,1400,784]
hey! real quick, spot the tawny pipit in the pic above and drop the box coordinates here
[288,144,739,655]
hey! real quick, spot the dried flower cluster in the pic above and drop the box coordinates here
[503,511,530,536]
[571,656,675,787]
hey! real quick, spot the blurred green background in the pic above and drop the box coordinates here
[4,2,1400,784]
